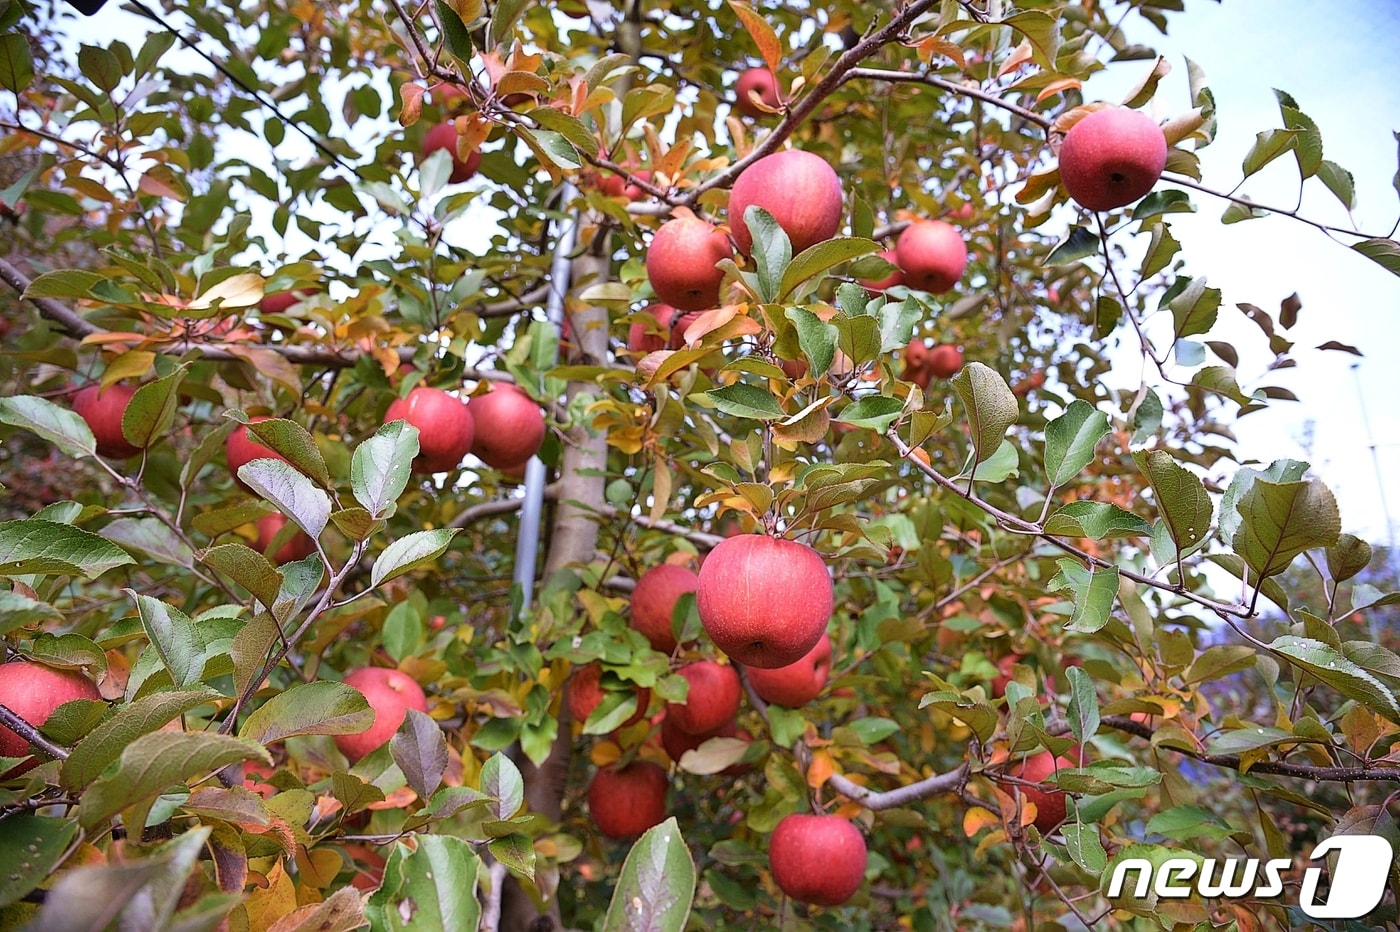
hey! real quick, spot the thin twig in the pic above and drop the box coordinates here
[0,702,72,761]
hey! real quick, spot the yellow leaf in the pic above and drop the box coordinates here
[806,749,835,789]
[189,273,265,310]
[962,806,999,837]
[243,860,298,932]
[100,350,155,386]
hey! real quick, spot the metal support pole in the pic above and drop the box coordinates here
[513,182,578,611]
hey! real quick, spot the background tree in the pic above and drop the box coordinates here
[0,0,1398,930]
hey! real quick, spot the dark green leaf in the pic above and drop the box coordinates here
[706,382,786,421]
[246,417,332,489]
[371,528,460,587]
[1233,476,1340,580]
[1327,533,1373,583]
[1183,645,1256,684]
[1133,450,1212,552]
[1352,238,1400,278]
[63,688,224,791]
[1050,560,1119,634]
[0,395,97,459]
[130,592,202,687]
[1043,502,1152,539]
[0,33,34,93]
[1065,667,1100,745]
[1045,225,1099,265]
[121,365,186,452]
[0,519,134,579]
[365,836,482,932]
[1044,400,1110,490]
[434,0,474,65]
[745,206,791,304]
[952,363,1017,465]
[1168,276,1221,339]
[391,708,448,800]
[239,681,374,745]
[1272,635,1400,723]
[0,814,77,908]
[602,817,695,932]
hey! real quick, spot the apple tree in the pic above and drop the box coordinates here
[1,0,1398,929]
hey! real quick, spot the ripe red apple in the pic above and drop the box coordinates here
[0,661,102,776]
[254,512,317,563]
[728,149,843,255]
[697,534,833,668]
[734,67,780,118]
[769,814,868,907]
[259,289,314,314]
[72,383,141,459]
[627,303,677,355]
[990,654,1022,699]
[630,563,700,653]
[859,249,904,292]
[664,660,741,736]
[645,217,732,311]
[659,714,736,763]
[926,344,963,379]
[895,220,967,294]
[1058,107,1167,212]
[226,416,292,487]
[901,339,932,388]
[566,663,650,728]
[599,168,652,201]
[468,384,546,469]
[333,667,429,764]
[1012,370,1047,397]
[384,386,474,474]
[587,760,668,839]
[997,750,1076,833]
[744,632,831,707]
[421,121,482,185]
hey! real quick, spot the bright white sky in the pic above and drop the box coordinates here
[51,0,1400,548]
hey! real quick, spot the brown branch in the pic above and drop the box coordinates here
[0,701,71,761]
[827,764,969,811]
[1102,715,1400,783]
[0,257,101,337]
[844,67,1053,130]
[1163,174,1392,241]
[595,504,725,549]
[448,485,558,530]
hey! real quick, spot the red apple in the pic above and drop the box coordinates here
[697,534,833,668]
[468,384,546,469]
[659,714,736,763]
[1059,107,1167,212]
[599,168,652,201]
[630,563,700,653]
[745,632,831,707]
[421,121,482,185]
[384,386,474,474]
[990,654,1022,699]
[0,661,101,776]
[255,512,317,563]
[926,344,963,379]
[1012,370,1047,397]
[226,416,292,487]
[333,667,429,764]
[258,289,314,314]
[769,814,867,907]
[734,67,780,118]
[627,303,676,355]
[901,339,931,388]
[664,660,741,736]
[72,383,141,459]
[997,750,1076,833]
[587,760,668,839]
[895,220,967,294]
[728,149,843,256]
[859,249,904,292]
[645,217,732,311]
[243,760,279,798]
[566,663,649,728]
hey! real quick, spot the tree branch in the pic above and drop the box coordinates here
[827,764,969,811]
[595,504,725,550]
[0,702,71,761]
[844,67,1052,130]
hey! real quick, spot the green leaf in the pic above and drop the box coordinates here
[1133,450,1213,553]
[1062,822,1107,873]
[1168,276,1222,339]
[1146,805,1237,843]
[1183,645,1256,685]
[1043,502,1151,539]
[602,817,696,932]
[1045,225,1099,265]
[371,528,460,587]
[705,382,786,421]
[835,313,881,368]
[352,419,417,517]
[365,836,482,932]
[103,517,196,568]
[246,417,333,489]
[1050,560,1119,634]
[480,752,525,821]
[519,126,582,170]
[391,708,448,800]
[876,298,921,354]
[120,364,186,452]
[1352,238,1400,279]
[1206,725,1304,756]
[79,733,268,831]
[779,236,878,299]
[77,43,122,93]
[0,33,34,93]
[525,107,600,159]
[0,814,78,908]
[745,206,791,304]
[1327,533,1373,583]
[1318,159,1356,209]
[1131,190,1194,222]
[0,395,97,458]
[1241,128,1299,178]
[959,438,1019,482]
[27,633,105,678]
[1219,459,1309,545]
[1044,400,1110,490]
[1276,91,1323,179]
[1065,667,1100,746]
[201,543,283,609]
[434,0,474,66]
[129,592,202,687]
[846,717,900,744]
[238,458,331,540]
[62,688,224,791]
[239,681,374,745]
[951,363,1017,466]
[1271,635,1400,723]
[1233,476,1340,580]
[382,601,424,663]
[0,519,134,579]
[487,0,527,48]
[0,591,63,634]
[488,833,536,880]
[836,395,903,432]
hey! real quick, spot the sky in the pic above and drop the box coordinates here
[46,0,1400,549]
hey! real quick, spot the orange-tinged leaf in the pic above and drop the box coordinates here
[729,1,782,74]
[1036,77,1082,104]
[222,345,303,395]
[80,331,147,346]
[138,169,184,201]
[243,860,298,932]
[589,741,621,767]
[915,36,967,70]
[962,806,999,837]
[806,749,835,788]
[998,40,1034,78]
[399,82,425,127]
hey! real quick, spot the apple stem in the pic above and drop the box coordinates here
[0,701,71,760]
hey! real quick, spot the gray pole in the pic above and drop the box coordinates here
[513,182,578,611]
